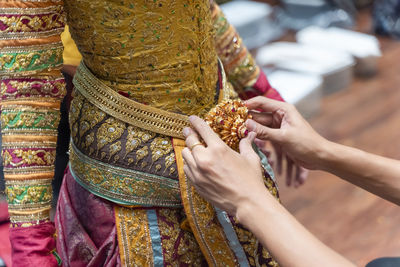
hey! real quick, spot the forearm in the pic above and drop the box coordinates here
[320,141,400,205]
[1,1,66,265]
[237,189,354,267]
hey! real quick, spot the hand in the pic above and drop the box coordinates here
[182,116,268,219]
[256,140,309,187]
[245,97,330,171]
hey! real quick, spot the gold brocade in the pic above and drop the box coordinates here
[115,206,153,267]
[173,138,238,266]
[64,0,218,116]
[73,62,191,139]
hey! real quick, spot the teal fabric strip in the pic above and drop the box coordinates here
[146,209,164,267]
[215,207,250,267]
[253,144,275,182]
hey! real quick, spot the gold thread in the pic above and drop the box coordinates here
[74,62,190,139]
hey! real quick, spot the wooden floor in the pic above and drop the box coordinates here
[277,11,400,267]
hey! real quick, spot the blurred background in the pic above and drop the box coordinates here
[1,1,400,266]
[214,0,400,266]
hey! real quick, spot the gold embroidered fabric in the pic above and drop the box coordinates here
[211,2,260,91]
[115,206,154,267]
[65,0,218,116]
[0,0,65,226]
[73,62,191,139]
[69,141,182,207]
[0,5,65,40]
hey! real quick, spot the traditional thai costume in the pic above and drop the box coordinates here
[0,0,283,266]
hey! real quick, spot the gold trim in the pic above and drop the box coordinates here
[115,206,153,267]
[4,171,54,180]
[74,62,190,139]
[2,135,58,143]
[173,138,238,266]
[0,5,62,14]
[3,165,55,174]
[9,207,50,223]
[1,99,61,108]
[0,28,64,40]
[0,42,63,53]
[70,141,182,207]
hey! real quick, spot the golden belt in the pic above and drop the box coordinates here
[73,62,191,139]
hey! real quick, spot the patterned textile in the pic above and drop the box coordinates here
[0,0,66,265]
[1,0,284,266]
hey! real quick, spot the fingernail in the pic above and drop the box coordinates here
[189,115,197,123]
[246,119,255,131]
[183,127,191,137]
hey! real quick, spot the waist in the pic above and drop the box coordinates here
[69,61,228,207]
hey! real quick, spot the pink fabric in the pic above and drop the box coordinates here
[55,168,120,267]
[9,221,58,267]
[3,147,56,169]
[1,78,66,100]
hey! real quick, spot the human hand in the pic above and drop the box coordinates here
[245,97,330,171]
[182,116,269,220]
[256,140,309,187]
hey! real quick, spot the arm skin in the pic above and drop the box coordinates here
[182,116,354,267]
[245,96,400,206]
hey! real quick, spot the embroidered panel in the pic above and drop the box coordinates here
[69,142,182,207]
[0,43,63,75]
[1,77,66,100]
[0,5,65,40]
[70,91,179,180]
[1,108,60,134]
[156,208,206,266]
[5,178,52,210]
[115,206,154,267]
[211,3,259,91]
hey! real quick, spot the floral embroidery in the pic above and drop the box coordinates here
[0,78,66,100]
[6,180,52,207]
[2,148,56,168]
[0,45,63,74]
[1,109,60,132]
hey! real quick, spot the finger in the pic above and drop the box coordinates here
[273,143,283,175]
[294,166,301,188]
[245,96,287,113]
[239,132,258,161]
[184,127,206,152]
[248,111,274,126]
[286,157,293,187]
[189,116,223,147]
[182,147,198,170]
[184,164,196,184]
[297,167,309,185]
[246,119,281,142]
[254,139,271,155]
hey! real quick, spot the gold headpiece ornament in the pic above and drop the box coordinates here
[204,100,252,151]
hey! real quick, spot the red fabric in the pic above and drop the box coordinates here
[239,70,285,102]
[0,202,9,223]
[9,221,58,267]
[55,168,120,267]
[0,202,11,267]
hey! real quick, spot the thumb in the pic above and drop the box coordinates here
[239,132,258,160]
[246,119,281,142]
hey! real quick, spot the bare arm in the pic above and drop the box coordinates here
[238,185,354,267]
[245,97,400,205]
[182,116,354,267]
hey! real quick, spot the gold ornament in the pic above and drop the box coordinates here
[204,100,252,151]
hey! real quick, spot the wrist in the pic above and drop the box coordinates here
[315,140,341,172]
[235,187,272,227]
